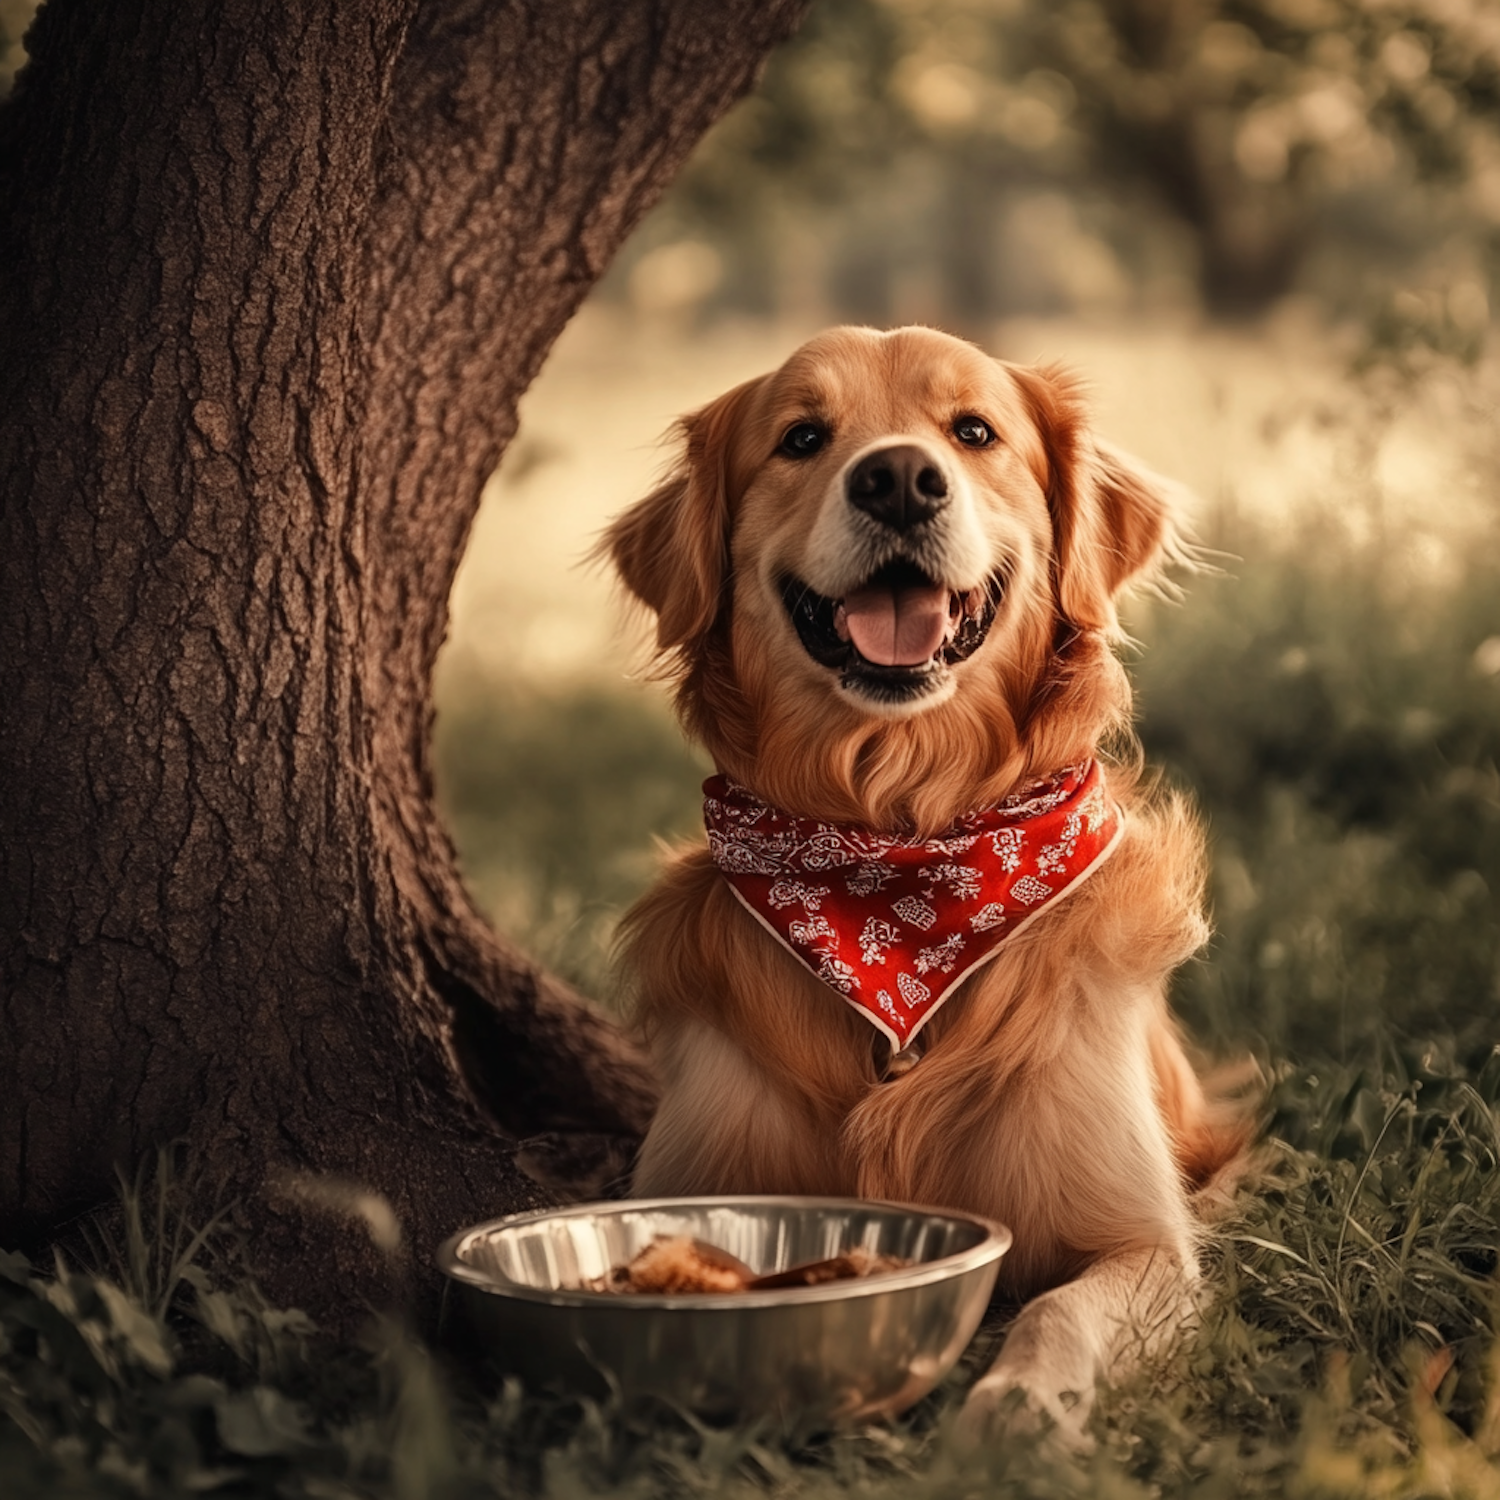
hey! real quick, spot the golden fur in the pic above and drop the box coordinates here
[601,326,1250,1435]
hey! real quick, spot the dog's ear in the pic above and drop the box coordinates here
[1009,362,1177,633]
[599,376,764,655]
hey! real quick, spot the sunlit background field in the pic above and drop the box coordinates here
[5,0,1500,1494]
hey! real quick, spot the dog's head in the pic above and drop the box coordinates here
[602,326,1182,829]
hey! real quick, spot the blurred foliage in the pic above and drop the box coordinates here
[1125,378,1500,1059]
[434,671,708,1002]
[619,0,1500,336]
[1009,0,1500,323]
[1138,509,1500,1059]
[2,1056,1498,1495]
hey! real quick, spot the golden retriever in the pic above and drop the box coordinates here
[601,325,1248,1437]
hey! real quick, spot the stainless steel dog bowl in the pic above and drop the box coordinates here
[437,1196,1010,1423]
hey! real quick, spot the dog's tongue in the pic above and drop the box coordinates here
[841,579,950,666]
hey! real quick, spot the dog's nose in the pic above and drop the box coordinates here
[846,445,949,532]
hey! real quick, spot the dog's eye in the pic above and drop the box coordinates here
[779,422,827,459]
[954,417,995,448]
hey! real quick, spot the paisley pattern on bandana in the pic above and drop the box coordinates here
[703,761,1123,1049]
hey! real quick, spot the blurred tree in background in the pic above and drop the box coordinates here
[620,0,1500,345]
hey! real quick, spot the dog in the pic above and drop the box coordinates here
[600,325,1249,1437]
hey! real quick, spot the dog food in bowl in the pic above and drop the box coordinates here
[587,1234,910,1294]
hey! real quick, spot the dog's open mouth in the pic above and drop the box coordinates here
[779,559,1003,702]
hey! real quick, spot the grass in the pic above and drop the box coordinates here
[2,1057,1497,1496]
[4,377,1499,1496]
[1133,504,1500,1064]
[433,675,708,1003]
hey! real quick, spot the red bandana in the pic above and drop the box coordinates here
[703,761,1123,1049]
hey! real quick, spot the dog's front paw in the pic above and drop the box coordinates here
[953,1367,1095,1454]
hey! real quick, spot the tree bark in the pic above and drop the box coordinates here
[0,0,806,1323]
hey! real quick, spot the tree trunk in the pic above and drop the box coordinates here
[0,0,806,1324]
